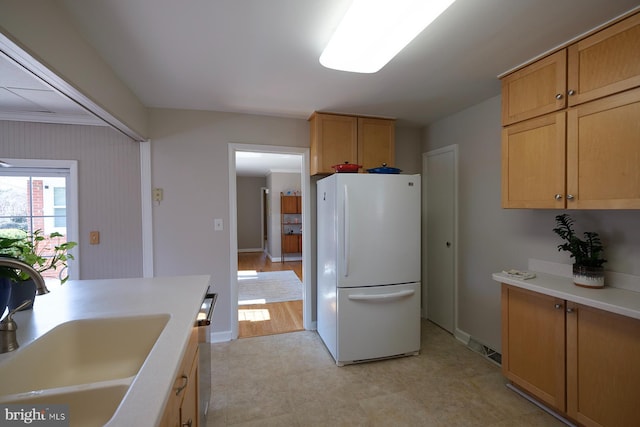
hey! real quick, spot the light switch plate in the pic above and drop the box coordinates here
[89,231,100,245]
[214,218,223,231]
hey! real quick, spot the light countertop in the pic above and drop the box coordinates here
[493,271,640,320]
[0,275,210,426]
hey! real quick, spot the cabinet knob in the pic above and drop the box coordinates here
[568,89,576,96]
[566,307,575,313]
[555,93,563,100]
[554,303,563,309]
[182,420,193,427]
[566,194,575,200]
[554,194,563,200]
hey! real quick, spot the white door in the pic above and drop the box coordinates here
[334,174,421,288]
[423,146,457,333]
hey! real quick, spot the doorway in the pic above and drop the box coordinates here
[229,144,311,340]
[422,145,458,334]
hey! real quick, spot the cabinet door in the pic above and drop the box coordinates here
[566,303,640,427]
[566,87,640,209]
[501,50,566,125]
[281,195,299,214]
[180,350,199,427]
[309,113,358,175]
[501,285,566,411]
[501,112,566,208]
[357,117,395,171]
[567,13,640,107]
[282,234,300,253]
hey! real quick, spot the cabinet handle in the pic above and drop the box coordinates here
[182,419,193,427]
[555,93,563,100]
[554,303,563,309]
[554,194,563,200]
[566,307,575,314]
[568,89,576,96]
[175,375,188,396]
[566,194,575,200]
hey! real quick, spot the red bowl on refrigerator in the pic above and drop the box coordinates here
[332,162,362,173]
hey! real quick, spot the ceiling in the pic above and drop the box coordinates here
[1,0,639,175]
[235,151,302,177]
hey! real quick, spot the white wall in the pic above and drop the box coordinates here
[0,120,143,280]
[236,176,266,250]
[148,109,309,334]
[423,95,640,352]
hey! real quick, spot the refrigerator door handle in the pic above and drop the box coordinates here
[348,289,415,302]
[343,184,350,277]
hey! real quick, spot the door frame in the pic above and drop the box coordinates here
[422,145,460,338]
[228,143,312,339]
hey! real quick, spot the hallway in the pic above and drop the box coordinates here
[237,252,303,338]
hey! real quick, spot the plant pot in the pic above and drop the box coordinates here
[8,279,37,311]
[573,264,605,288]
[0,277,11,314]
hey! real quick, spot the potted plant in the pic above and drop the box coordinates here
[0,229,77,310]
[552,214,606,288]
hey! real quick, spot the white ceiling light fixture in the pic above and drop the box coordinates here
[320,0,456,73]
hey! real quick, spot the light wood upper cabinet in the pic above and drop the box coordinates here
[502,50,567,126]
[501,112,566,208]
[501,285,566,411]
[309,112,395,175]
[567,13,640,107]
[567,87,640,209]
[357,117,395,171]
[501,11,640,209]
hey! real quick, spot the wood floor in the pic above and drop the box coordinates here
[237,251,303,339]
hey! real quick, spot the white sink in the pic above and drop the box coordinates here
[4,383,130,427]
[0,314,169,396]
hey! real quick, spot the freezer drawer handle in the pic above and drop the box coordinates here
[348,289,415,302]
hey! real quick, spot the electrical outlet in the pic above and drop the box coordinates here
[89,231,100,245]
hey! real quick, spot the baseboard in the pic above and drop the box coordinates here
[210,330,233,343]
[454,327,471,345]
[238,248,263,253]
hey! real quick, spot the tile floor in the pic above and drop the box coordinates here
[207,320,565,426]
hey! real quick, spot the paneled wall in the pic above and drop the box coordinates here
[0,120,143,279]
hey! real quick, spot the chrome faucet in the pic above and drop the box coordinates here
[0,257,49,295]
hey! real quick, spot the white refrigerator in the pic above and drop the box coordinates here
[317,173,421,365]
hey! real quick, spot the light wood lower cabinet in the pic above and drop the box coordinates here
[501,285,565,410]
[566,302,640,427]
[160,327,199,427]
[502,284,640,427]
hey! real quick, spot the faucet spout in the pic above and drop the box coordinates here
[0,257,49,295]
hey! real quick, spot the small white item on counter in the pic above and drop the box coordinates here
[502,269,536,280]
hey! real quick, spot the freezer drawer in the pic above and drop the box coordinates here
[336,282,420,365]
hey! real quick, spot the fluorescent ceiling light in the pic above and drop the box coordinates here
[320,0,456,73]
